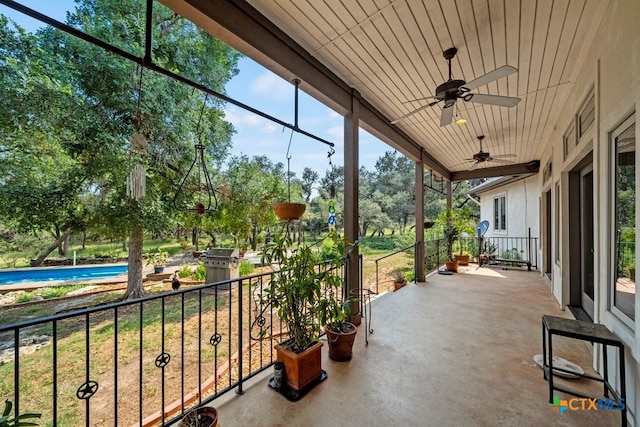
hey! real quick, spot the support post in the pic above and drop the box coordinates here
[344,89,360,325]
[415,161,425,282]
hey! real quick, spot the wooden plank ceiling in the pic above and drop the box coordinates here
[245,0,609,174]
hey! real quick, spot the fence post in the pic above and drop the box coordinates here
[236,279,244,395]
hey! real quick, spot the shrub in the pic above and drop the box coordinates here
[177,264,193,278]
[239,261,254,277]
[192,263,206,281]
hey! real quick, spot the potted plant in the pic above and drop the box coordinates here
[178,406,217,427]
[323,297,358,361]
[391,268,407,291]
[436,208,460,272]
[452,206,475,266]
[146,249,169,274]
[258,230,350,391]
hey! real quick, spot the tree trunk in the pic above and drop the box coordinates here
[31,228,72,266]
[82,231,87,250]
[124,227,145,300]
[122,239,127,252]
[61,232,70,257]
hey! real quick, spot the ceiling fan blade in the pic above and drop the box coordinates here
[391,100,441,124]
[468,161,480,170]
[439,104,454,127]
[491,154,517,159]
[466,93,521,107]
[488,158,514,164]
[460,65,518,92]
[402,96,437,104]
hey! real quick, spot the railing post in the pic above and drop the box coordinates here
[237,279,244,395]
[528,227,532,266]
[375,259,379,294]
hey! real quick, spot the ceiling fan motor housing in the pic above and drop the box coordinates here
[435,79,465,101]
[473,151,491,162]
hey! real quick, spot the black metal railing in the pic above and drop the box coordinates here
[423,231,540,272]
[424,238,448,273]
[479,231,539,269]
[373,243,417,293]
[0,256,360,427]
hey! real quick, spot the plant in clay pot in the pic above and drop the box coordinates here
[256,229,354,391]
[323,296,358,361]
[145,249,169,273]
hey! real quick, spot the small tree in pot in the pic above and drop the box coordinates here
[257,229,352,391]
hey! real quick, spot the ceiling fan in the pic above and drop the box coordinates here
[392,47,521,126]
[465,135,516,170]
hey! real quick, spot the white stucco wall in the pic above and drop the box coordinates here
[476,175,540,240]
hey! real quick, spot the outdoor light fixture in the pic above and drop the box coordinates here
[455,107,467,125]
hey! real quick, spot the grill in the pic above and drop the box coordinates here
[201,248,240,285]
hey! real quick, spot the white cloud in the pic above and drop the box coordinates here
[223,107,262,129]
[261,122,277,133]
[250,72,292,102]
[327,109,342,119]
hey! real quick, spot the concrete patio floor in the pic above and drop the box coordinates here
[211,264,623,426]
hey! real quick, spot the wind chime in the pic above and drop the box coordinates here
[173,93,217,215]
[327,148,336,231]
[127,65,147,200]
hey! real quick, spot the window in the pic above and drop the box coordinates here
[612,116,635,321]
[579,92,595,138]
[563,123,576,160]
[493,194,506,231]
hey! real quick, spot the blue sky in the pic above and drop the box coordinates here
[1,1,392,179]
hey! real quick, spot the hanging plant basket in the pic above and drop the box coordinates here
[273,202,306,221]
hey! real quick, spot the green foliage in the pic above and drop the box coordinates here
[15,285,87,303]
[145,249,168,267]
[258,230,352,352]
[0,400,41,427]
[192,263,206,281]
[239,261,254,277]
[391,268,407,284]
[177,264,193,278]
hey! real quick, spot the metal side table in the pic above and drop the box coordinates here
[541,315,627,426]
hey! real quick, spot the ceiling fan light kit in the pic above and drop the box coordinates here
[393,46,521,126]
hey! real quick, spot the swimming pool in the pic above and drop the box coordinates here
[0,264,128,285]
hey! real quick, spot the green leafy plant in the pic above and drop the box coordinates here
[177,264,193,278]
[192,263,206,281]
[435,206,475,261]
[258,229,353,352]
[145,249,169,267]
[0,400,41,427]
[239,261,254,277]
[391,268,407,284]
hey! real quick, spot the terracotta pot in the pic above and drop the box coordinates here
[179,406,218,427]
[445,260,459,272]
[454,254,470,265]
[194,202,206,215]
[325,322,357,361]
[394,281,407,291]
[192,251,202,258]
[273,202,306,221]
[274,340,323,391]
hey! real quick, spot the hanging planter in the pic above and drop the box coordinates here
[273,202,306,221]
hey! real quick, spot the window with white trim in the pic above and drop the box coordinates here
[493,194,506,231]
[611,116,635,322]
